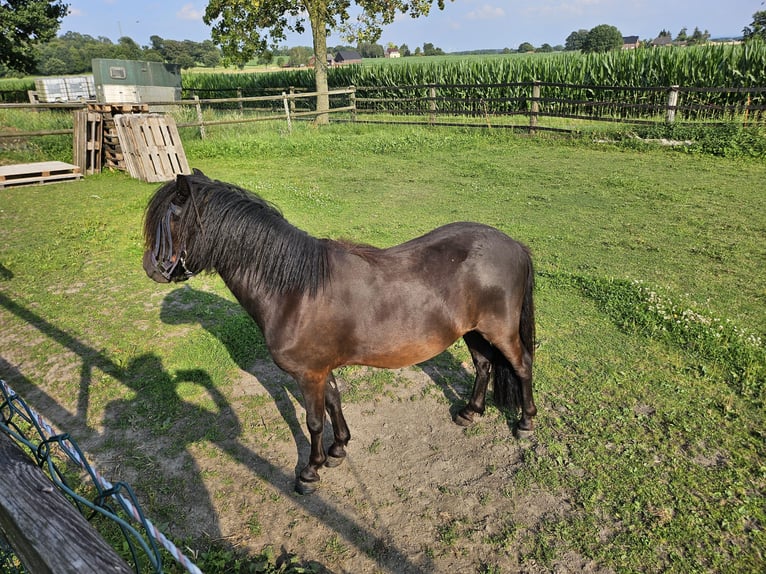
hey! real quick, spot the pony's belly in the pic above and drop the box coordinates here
[348,337,458,370]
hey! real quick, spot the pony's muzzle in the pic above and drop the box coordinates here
[142,250,171,283]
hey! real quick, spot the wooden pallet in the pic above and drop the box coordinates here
[0,162,82,189]
[73,110,103,175]
[113,114,190,182]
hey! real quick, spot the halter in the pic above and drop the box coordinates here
[150,202,195,281]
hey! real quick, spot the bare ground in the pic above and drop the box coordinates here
[88,356,607,574]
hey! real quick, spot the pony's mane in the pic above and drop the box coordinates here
[145,174,330,296]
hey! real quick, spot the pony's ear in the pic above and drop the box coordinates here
[192,168,205,176]
[176,173,193,203]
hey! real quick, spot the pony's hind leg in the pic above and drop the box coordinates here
[324,372,350,467]
[454,331,494,427]
[494,337,536,438]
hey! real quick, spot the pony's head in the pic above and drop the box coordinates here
[143,170,329,295]
[142,169,207,283]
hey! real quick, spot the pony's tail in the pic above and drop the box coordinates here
[493,248,536,411]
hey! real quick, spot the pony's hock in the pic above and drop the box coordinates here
[144,170,537,493]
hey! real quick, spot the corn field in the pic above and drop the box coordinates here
[180,44,766,123]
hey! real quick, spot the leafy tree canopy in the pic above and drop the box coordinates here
[0,0,69,73]
[204,0,449,67]
[743,10,766,42]
[203,0,452,122]
[581,24,623,53]
[565,29,588,51]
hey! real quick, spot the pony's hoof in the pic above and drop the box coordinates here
[325,455,345,468]
[452,413,473,427]
[515,427,534,440]
[453,409,475,427]
[295,478,318,495]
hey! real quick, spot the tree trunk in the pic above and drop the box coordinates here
[308,3,330,126]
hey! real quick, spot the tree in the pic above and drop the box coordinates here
[0,0,69,73]
[743,10,766,42]
[687,27,710,45]
[518,42,535,53]
[422,42,444,56]
[581,24,623,53]
[203,0,453,124]
[565,29,588,51]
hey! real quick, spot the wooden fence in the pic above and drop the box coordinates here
[351,82,766,131]
[2,82,764,145]
[0,432,132,574]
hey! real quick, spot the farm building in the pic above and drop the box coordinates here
[334,51,363,65]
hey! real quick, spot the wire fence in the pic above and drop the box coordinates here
[0,378,203,574]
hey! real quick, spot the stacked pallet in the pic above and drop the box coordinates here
[72,104,189,182]
[73,110,103,175]
[88,103,149,171]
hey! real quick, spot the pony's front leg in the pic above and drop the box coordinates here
[324,372,350,467]
[296,375,327,495]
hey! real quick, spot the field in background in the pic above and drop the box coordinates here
[1,124,764,572]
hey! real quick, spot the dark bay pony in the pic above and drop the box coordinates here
[143,170,537,494]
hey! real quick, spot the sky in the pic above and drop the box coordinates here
[61,1,762,53]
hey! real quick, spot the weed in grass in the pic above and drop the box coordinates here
[321,535,350,561]
[367,437,383,454]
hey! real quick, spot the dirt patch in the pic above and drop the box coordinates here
[90,358,604,574]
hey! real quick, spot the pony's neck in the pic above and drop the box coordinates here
[198,202,330,299]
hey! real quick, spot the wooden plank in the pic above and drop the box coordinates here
[0,433,133,574]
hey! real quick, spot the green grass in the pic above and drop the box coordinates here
[1,123,764,572]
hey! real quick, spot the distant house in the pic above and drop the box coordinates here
[386,48,401,58]
[651,35,674,47]
[622,36,640,50]
[334,51,363,65]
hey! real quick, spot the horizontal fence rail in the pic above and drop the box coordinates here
[1,83,764,143]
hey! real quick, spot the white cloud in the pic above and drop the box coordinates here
[177,3,204,21]
[522,0,611,19]
[466,4,506,20]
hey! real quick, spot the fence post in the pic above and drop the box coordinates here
[529,81,541,135]
[282,92,292,134]
[289,86,296,114]
[237,88,243,116]
[429,85,437,126]
[193,95,205,140]
[349,85,357,122]
[666,85,680,124]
